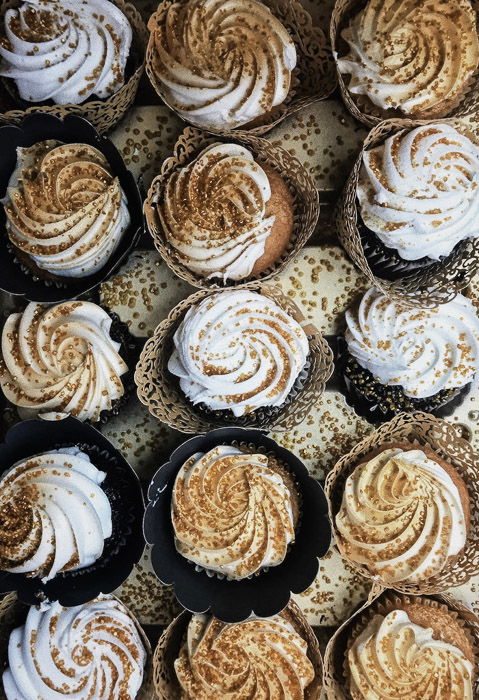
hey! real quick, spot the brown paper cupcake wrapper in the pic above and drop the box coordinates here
[331,0,479,128]
[336,118,479,307]
[0,0,147,134]
[153,599,323,699]
[146,0,336,136]
[323,589,479,699]
[325,411,479,595]
[0,593,155,700]
[135,282,334,433]
[144,127,319,290]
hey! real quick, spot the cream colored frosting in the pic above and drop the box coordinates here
[168,290,309,416]
[172,445,296,579]
[336,447,467,583]
[348,609,474,699]
[3,596,146,699]
[337,0,479,117]
[358,124,479,261]
[3,141,130,277]
[345,288,479,399]
[0,0,132,105]
[148,0,297,129]
[159,143,275,281]
[175,612,315,699]
[0,301,128,422]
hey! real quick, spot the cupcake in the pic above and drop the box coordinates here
[2,595,148,699]
[148,142,294,283]
[146,0,297,131]
[0,300,129,422]
[335,443,470,585]
[335,0,479,121]
[356,123,479,281]
[340,288,479,422]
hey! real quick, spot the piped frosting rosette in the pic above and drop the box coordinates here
[2,595,147,700]
[3,140,130,278]
[147,0,297,130]
[358,124,479,261]
[0,0,133,105]
[336,0,479,118]
[0,301,128,422]
[171,445,297,579]
[158,143,275,281]
[168,289,309,417]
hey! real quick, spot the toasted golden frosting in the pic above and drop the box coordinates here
[175,612,315,699]
[348,609,473,699]
[172,445,296,579]
[336,447,467,583]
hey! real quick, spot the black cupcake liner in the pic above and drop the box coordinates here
[0,112,143,303]
[0,417,145,606]
[143,427,331,623]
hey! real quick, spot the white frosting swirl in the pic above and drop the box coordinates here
[336,447,467,583]
[158,143,275,281]
[348,609,474,699]
[345,288,479,399]
[358,124,479,261]
[0,301,128,422]
[172,445,296,579]
[0,447,111,582]
[337,0,479,117]
[168,290,309,416]
[175,612,315,699]
[148,0,297,129]
[0,0,132,105]
[3,595,146,699]
[3,141,130,277]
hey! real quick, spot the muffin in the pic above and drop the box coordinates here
[341,288,479,421]
[336,0,479,120]
[0,0,133,106]
[172,444,300,579]
[345,595,475,699]
[168,289,309,418]
[335,442,470,584]
[146,0,297,130]
[151,142,294,282]
[3,139,131,281]
[0,300,128,422]
[356,123,479,281]
[2,595,147,699]
[0,447,112,582]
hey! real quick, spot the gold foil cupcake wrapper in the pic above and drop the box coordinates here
[153,600,324,700]
[336,118,479,307]
[325,411,479,595]
[144,126,319,290]
[134,282,334,434]
[0,0,148,134]
[146,0,336,137]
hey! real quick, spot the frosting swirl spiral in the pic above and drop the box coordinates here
[175,612,315,699]
[0,447,112,582]
[337,0,479,117]
[2,595,146,699]
[345,288,479,399]
[348,609,474,699]
[336,447,468,583]
[158,143,275,281]
[358,124,479,261]
[0,301,128,422]
[0,0,132,105]
[172,445,297,579]
[4,141,130,277]
[168,290,309,416]
[148,0,297,129]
